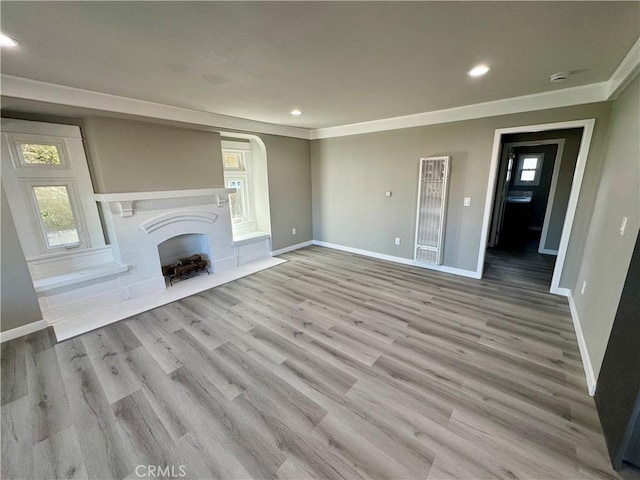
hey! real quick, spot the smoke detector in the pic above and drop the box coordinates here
[550,72,569,82]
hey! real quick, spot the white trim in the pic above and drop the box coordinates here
[313,240,415,266]
[414,261,481,279]
[312,240,480,279]
[567,291,597,396]
[1,118,82,138]
[550,120,595,294]
[539,140,565,254]
[310,83,607,139]
[606,37,640,100]
[93,188,234,203]
[51,256,286,341]
[141,211,218,233]
[272,240,313,256]
[0,320,48,343]
[477,119,596,296]
[1,75,310,140]
[555,287,570,297]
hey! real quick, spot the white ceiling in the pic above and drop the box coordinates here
[1,2,638,129]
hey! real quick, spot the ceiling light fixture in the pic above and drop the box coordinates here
[550,72,569,82]
[468,64,490,77]
[290,109,303,116]
[0,33,18,47]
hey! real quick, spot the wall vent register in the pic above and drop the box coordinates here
[415,156,451,265]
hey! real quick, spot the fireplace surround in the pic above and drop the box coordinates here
[95,188,237,298]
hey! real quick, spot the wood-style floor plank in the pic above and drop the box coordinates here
[1,246,631,479]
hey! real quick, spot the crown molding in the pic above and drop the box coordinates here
[0,75,312,140]
[606,36,640,100]
[310,83,608,139]
[2,36,638,141]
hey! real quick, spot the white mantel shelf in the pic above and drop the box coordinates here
[94,188,236,217]
[94,188,235,203]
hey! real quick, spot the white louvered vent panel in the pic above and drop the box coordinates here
[414,156,450,265]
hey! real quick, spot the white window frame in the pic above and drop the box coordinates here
[222,143,257,236]
[514,153,544,186]
[23,179,87,251]
[1,119,105,259]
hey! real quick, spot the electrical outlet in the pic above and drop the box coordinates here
[394,237,401,246]
[463,197,471,207]
[292,228,297,235]
[620,217,628,236]
[581,281,587,295]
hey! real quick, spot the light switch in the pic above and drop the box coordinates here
[620,217,628,236]
[463,197,471,207]
[385,191,392,197]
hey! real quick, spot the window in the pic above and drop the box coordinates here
[222,143,257,236]
[221,137,271,240]
[21,143,62,165]
[514,153,544,186]
[1,120,105,258]
[32,185,81,247]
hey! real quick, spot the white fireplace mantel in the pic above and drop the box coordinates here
[94,188,236,217]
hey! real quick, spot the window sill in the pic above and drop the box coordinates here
[232,231,270,247]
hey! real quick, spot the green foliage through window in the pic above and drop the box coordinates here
[21,144,61,165]
[33,186,79,246]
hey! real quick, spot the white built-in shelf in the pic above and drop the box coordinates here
[232,231,270,247]
[33,262,129,293]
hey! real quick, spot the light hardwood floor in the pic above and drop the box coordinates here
[0,246,626,479]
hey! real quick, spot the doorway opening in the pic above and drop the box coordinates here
[478,120,595,295]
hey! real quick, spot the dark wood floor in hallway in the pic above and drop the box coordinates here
[1,246,624,479]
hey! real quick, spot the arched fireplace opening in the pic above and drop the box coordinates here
[157,233,211,285]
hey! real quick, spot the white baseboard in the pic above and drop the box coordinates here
[0,319,48,343]
[414,260,482,279]
[567,291,597,396]
[554,287,570,297]
[539,248,559,255]
[312,241,481,279]
[272,240,313,256]
[313,240,415,265]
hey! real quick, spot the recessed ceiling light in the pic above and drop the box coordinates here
[290,109,303,116]
[0,33,18,47]
[468,65,490,77]
[550,72,569,82]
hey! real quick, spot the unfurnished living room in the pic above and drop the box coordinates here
[1,2,639,479]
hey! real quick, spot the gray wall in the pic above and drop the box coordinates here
[80,117,312,251]
[259,134,313,251]
[572,77,640,381]
[311,102,612,286]
[82,117,224,193]
[1,185,43,332]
